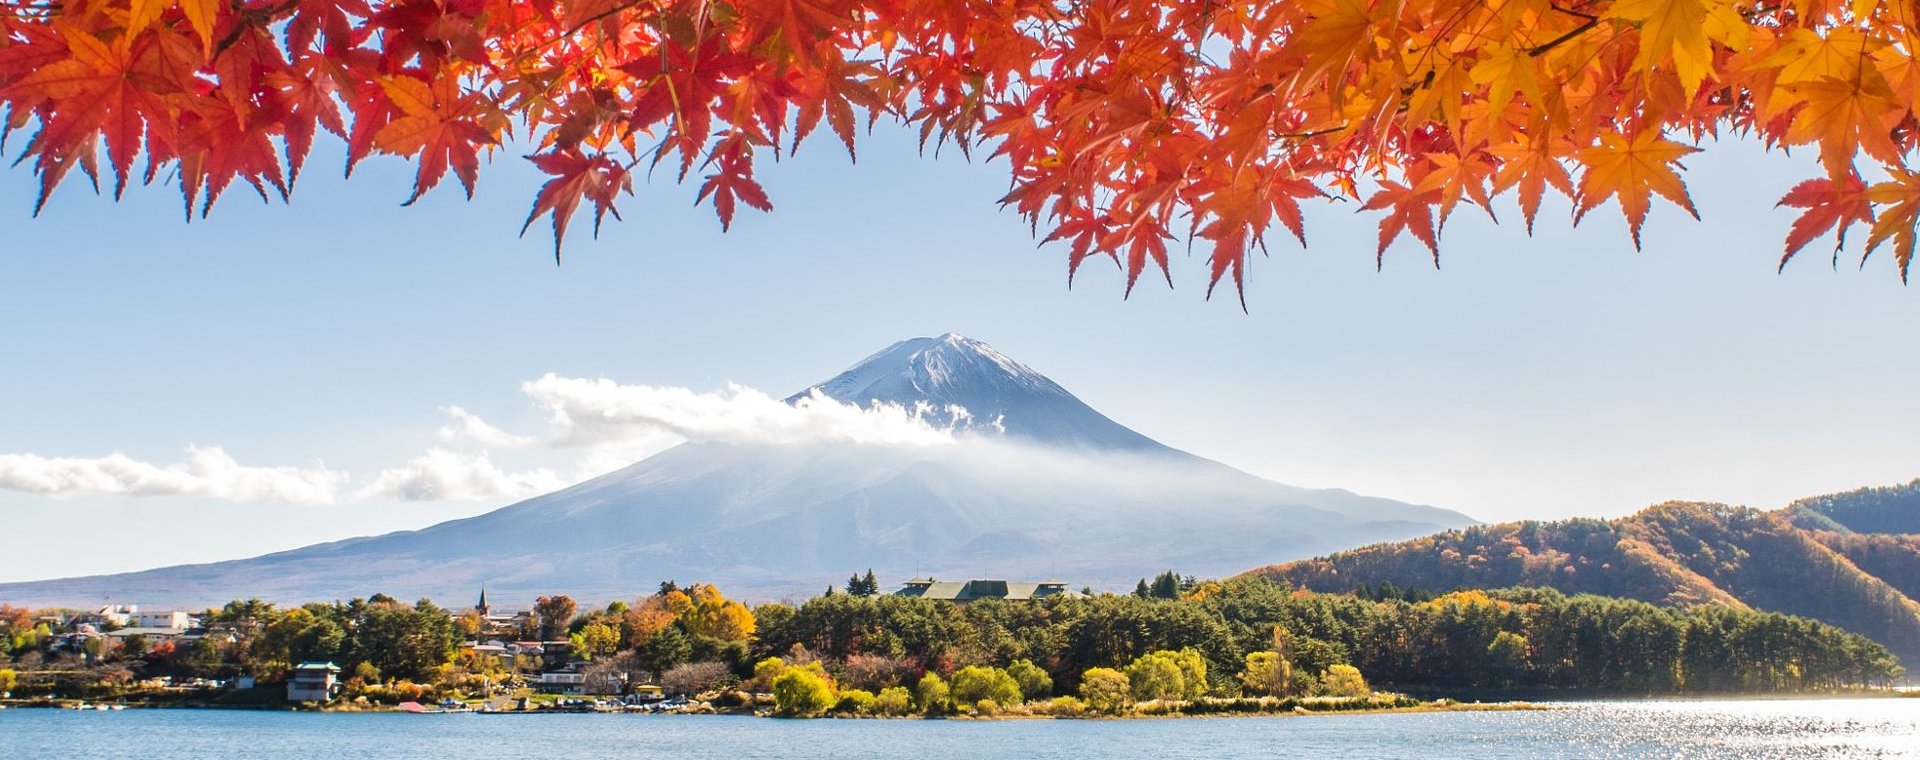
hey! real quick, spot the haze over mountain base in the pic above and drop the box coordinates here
[0,334,1474,607]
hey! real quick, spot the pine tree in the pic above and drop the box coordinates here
[1150,571,1180,600]
[861,569,879,596]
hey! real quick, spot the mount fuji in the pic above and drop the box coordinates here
[0,334,1475,607]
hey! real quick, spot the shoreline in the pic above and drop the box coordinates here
[8,691,1910,719]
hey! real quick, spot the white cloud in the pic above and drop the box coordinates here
[438,405,538,448]
[519,374,961,448]
[0,376,974,507]
[0,446,346,505]
[354,449,567,502]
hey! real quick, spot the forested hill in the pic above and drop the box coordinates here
[1244,496,1920,669]
[1785,479,1920,535]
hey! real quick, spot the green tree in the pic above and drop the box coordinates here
[772,668,837,717]
[1487,631,1530,687]
[950,665,1023,709]
[1078,667,1132,714]
[1125,649,1205,701]
[636,625,691,676]
[913,672,950,715]
[1005,659,1053,700]
[570,622,620,660]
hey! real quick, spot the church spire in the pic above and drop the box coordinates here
[476,586,488,615]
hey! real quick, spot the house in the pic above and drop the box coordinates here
[537,663,586,695]
[104,626,190,644]
[893,578,1078,602]
[132,611,193,629]
[71,605,137,627]
[287,662,342,703]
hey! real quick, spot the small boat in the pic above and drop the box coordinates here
[397,700,475,714]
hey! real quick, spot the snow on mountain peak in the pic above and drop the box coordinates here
[792,334,1168,452]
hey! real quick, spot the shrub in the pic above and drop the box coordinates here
[1078,667,1132,714]
[661,661,731,697]
[950,665,1022,709]
[913,672,950,715]
[1005,659,1052,699]
[771,669,836,717]
[1238,651,1292,697]
[749,657,786,692]
[873,686,913,716]
[1317,664,1369,698]
[1042,695,1086,717]
[1123,649,1206,702]
[836,688,876,715]
[841,654,913,692]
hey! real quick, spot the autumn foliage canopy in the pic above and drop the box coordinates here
[1,0,1915,298]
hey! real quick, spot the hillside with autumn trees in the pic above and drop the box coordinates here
[1247,481,1920,669]
[3,0,1920,298]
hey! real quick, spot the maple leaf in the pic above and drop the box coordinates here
[1362,179,1440,267]
[1574,132,1700,249]
[373,75,497,204]
[1607,0,1744,94]
[1781,76,1903,182]
[1775,174,1873,271]
[1490,139,1574,234]
[3,23,179,208]
[521,149,632,261]
[695,136,773,230]
[1863,169,1920,282]
[1469,44,1543,117]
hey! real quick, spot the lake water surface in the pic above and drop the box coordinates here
[5,698,1917,759]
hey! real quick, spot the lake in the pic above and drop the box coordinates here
[5,699,1917,759]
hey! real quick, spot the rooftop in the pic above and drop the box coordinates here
[894,578,1075,602]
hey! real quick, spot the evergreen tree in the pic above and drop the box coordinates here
[1150,571,1180,600]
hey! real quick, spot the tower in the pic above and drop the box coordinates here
[476,587,489,617]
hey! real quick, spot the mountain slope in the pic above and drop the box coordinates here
[1246,490,1920,667]
[1783,479,1920,535]
[0,334,1474,608]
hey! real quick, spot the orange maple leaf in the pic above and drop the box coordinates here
[1775,174,1873,271]
[1574,132,1700,249]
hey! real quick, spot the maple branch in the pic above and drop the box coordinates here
[1548,4,1600,21]
[1528,18,1599,57]
[214,0,300,56]
[1275,124,1350,140]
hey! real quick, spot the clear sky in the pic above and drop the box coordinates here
[1,125,1915,584]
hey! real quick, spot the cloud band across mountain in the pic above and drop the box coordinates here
[0,375,971,505]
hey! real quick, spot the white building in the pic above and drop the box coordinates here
[132,611,192,629]
[286,662,341,703]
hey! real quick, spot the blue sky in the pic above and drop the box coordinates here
[1,124,1915,584]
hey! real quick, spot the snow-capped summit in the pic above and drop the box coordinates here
[793,333,1166,451]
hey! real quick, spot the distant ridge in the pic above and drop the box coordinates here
[1246,481,1920,667]
[0,334,1475,608]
